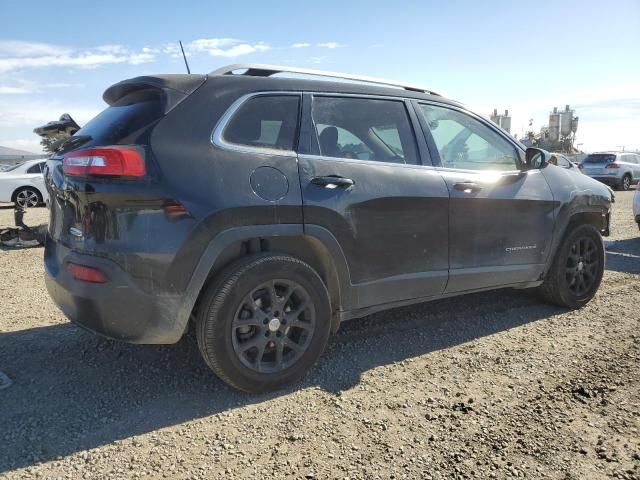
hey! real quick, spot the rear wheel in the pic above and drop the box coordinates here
[538,224,604,308]
[621,174,632,191]
[14,187,41,208]
[196,254,331,393]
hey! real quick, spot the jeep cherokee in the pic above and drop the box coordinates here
[44,64,613,392]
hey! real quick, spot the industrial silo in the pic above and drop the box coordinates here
[560,105,573,137]
[490,109,501,127]
[549,107,561,143]
[500,109,511,133]
[571,116,579,133]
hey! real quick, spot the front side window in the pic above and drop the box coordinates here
[223,95,300,151]
[311,97,418,164]
[420,104,519,171]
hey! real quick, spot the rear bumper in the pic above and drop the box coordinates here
[589,176,621,187]
[44,235,186,344]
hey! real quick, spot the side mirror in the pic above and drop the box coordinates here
[525,147,550,170]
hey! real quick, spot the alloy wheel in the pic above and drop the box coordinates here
[565,236,599,297]
[231,279,315,373]
[623,176,631,191]
[15,189,39,208]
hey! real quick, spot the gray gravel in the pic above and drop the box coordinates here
[0,194,639,479]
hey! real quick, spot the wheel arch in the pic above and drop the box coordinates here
[175,224,352,338]
[544,209,607,277]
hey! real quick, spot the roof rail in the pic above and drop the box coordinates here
[209,63,442,97]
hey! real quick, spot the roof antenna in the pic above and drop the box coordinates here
[179,40,191,74]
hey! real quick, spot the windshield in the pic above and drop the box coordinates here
[583,154,616,164]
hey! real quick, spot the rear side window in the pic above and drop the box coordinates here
[311,97,418,164]
[75,90,164,145]
[223,95,300,151]
[27,162,44,174]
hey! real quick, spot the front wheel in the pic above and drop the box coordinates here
[196,254,331,393]
[538,224,604,308]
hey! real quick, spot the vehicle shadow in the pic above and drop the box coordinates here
[0,288,563,473]
[605,238,640,274]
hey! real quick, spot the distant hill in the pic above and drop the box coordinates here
[0,145,38,156]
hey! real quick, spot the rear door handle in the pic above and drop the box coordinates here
[453,181,482,193]
[311,176,355,189]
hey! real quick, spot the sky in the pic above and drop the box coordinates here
[1,0,639,153]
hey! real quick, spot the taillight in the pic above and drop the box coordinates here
[67,263,108,283]
[63,146,145,177]
[606,163,620,169]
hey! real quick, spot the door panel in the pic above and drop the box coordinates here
[415,101,556,292]
[438,169,555,291]
[299,156,450,307]
[299,94,450,310]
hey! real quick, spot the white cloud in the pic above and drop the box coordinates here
[317,42,341,49]
[41,82,85,89]
[288,42,342,50]
[0,40,71,58]
[94,44,128,55]
[0,41,156,73]
[0,99,100,128]
[170,38,270,58]
[127,52,156,65]
[309,56,327,65]
[0,79,85,96]
[0,86,31,94]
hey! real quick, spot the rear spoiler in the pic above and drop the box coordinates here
[103,74,207,113]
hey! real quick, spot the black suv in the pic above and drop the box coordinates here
[44,64,612,392]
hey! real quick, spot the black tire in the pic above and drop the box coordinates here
[13,187,42,208]
[538,224,604,308]
[196,254,331,393]
[621,174,632,191]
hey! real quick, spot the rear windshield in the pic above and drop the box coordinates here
[583,154,616,164]
[1,163,24,172]
[74,91,163,145]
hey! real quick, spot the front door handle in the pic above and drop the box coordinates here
[311,176,355,189]
[453,181,482,193]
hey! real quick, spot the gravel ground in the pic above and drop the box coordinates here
[0,194,639,480]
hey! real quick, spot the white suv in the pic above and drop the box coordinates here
[581,152,640,191]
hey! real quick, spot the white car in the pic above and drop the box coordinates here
[0,159,48,208]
